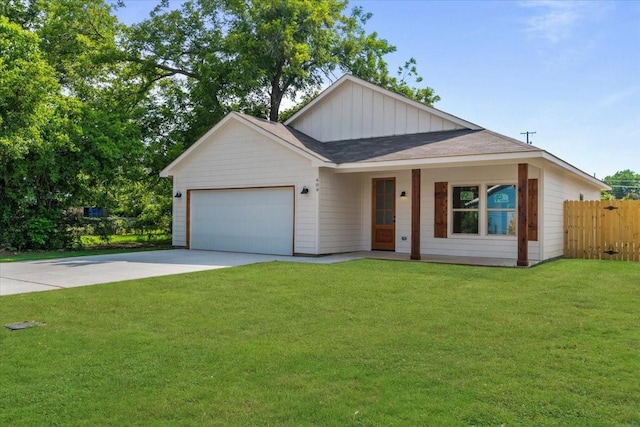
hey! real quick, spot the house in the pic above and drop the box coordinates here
[160,74,608,266]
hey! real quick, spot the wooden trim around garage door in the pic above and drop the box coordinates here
[186,189,191,249]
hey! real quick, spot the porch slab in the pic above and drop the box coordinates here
[354,251,536,267]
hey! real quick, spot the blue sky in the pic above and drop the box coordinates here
[115,0,640,179]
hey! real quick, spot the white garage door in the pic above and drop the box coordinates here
[189,187,294,255]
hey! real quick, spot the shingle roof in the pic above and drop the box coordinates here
[239,114,334,162]
[239,113,541,164]
[322,129,541,163]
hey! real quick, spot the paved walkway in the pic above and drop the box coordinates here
[0,250,362,296]
[0,249,522,296]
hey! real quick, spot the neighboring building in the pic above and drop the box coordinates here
[160,74,608,265]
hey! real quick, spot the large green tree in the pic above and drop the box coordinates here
[1,2,144,249]
[122,0,438,125]
[1,0,441,250]
[0,16,62,248]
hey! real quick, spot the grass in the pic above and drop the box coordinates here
[0,234,171,263]
[79,233,172,247]
[1,259,639,426]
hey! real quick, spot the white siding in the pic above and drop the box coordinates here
[170,120,318,254]
[317,169,363,253]
[542,168,601,259]
[357,170,412,253]
[421,165,541,260]
[292,81,465,142]
[395,171,412,253]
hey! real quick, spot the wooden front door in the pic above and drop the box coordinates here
[372,178,395,251]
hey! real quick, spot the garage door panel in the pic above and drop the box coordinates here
[190,188,294,255]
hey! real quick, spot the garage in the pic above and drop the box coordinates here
[189,187,294,255]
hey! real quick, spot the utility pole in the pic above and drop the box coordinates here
[520,131,536,145]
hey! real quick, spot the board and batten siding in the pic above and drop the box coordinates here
[317,169,363,253]
[421,165,541,260]
[291,80,465,142]
[542,168,601,260]
[170,120,319,254]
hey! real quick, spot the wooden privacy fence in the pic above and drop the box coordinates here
[564,200,640,261]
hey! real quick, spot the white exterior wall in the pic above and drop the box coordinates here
[291,80,464,142]
[317,168,363,253]
[542,168,601,260]
[336,164,546,259]
[169,120,319,254]
[421,164,541,260]
[356,170,412,253]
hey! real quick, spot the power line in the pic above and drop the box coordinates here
[520,131,536,144]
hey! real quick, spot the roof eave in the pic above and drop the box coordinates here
[541,151,611,190]
[331,150,610,190]
[332,151,546,173]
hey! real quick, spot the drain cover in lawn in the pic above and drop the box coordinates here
[4,321,46,330]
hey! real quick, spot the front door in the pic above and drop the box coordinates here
[372,178,395,251]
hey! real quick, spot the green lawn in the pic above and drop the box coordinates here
[0,234,172,263]
[1,259,639,426]
[79,233,172,247]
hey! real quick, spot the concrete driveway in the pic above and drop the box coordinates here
[0,249,361,296]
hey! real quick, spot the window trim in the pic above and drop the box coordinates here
[486,184,517,236]
[449,182,518,238]
[451,185,480,235]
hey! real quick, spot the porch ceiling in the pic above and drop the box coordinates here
[331,151,547,173]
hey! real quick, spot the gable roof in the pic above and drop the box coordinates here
[284,74,482,131]
[160,112,331,177]
[229,114,541,164]
[232,115,543,165]
[317,129,540,163]
[160,75,607,190]
[238,114,334,162]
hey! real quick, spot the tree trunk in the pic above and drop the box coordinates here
[269,88,283,122]
[269,58,286,122]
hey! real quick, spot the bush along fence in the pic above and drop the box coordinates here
[564,200,640,261]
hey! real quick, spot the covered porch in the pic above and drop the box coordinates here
[318,161,540,266]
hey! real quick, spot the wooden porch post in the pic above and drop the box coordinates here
[517,163,529,266]
[411,169,421,260]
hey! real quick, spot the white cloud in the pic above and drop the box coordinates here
[599,85,640,108]
[520,1,609,44]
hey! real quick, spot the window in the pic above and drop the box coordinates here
[452,186,479,234]
[487,184,516,235]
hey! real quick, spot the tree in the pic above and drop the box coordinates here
[1,0,443,249]
[1,2,145,250]
[121,0,439,125]
[0,16,61,248]
[603,170,640,200]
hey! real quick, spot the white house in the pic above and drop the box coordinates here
[160,74,608,266]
